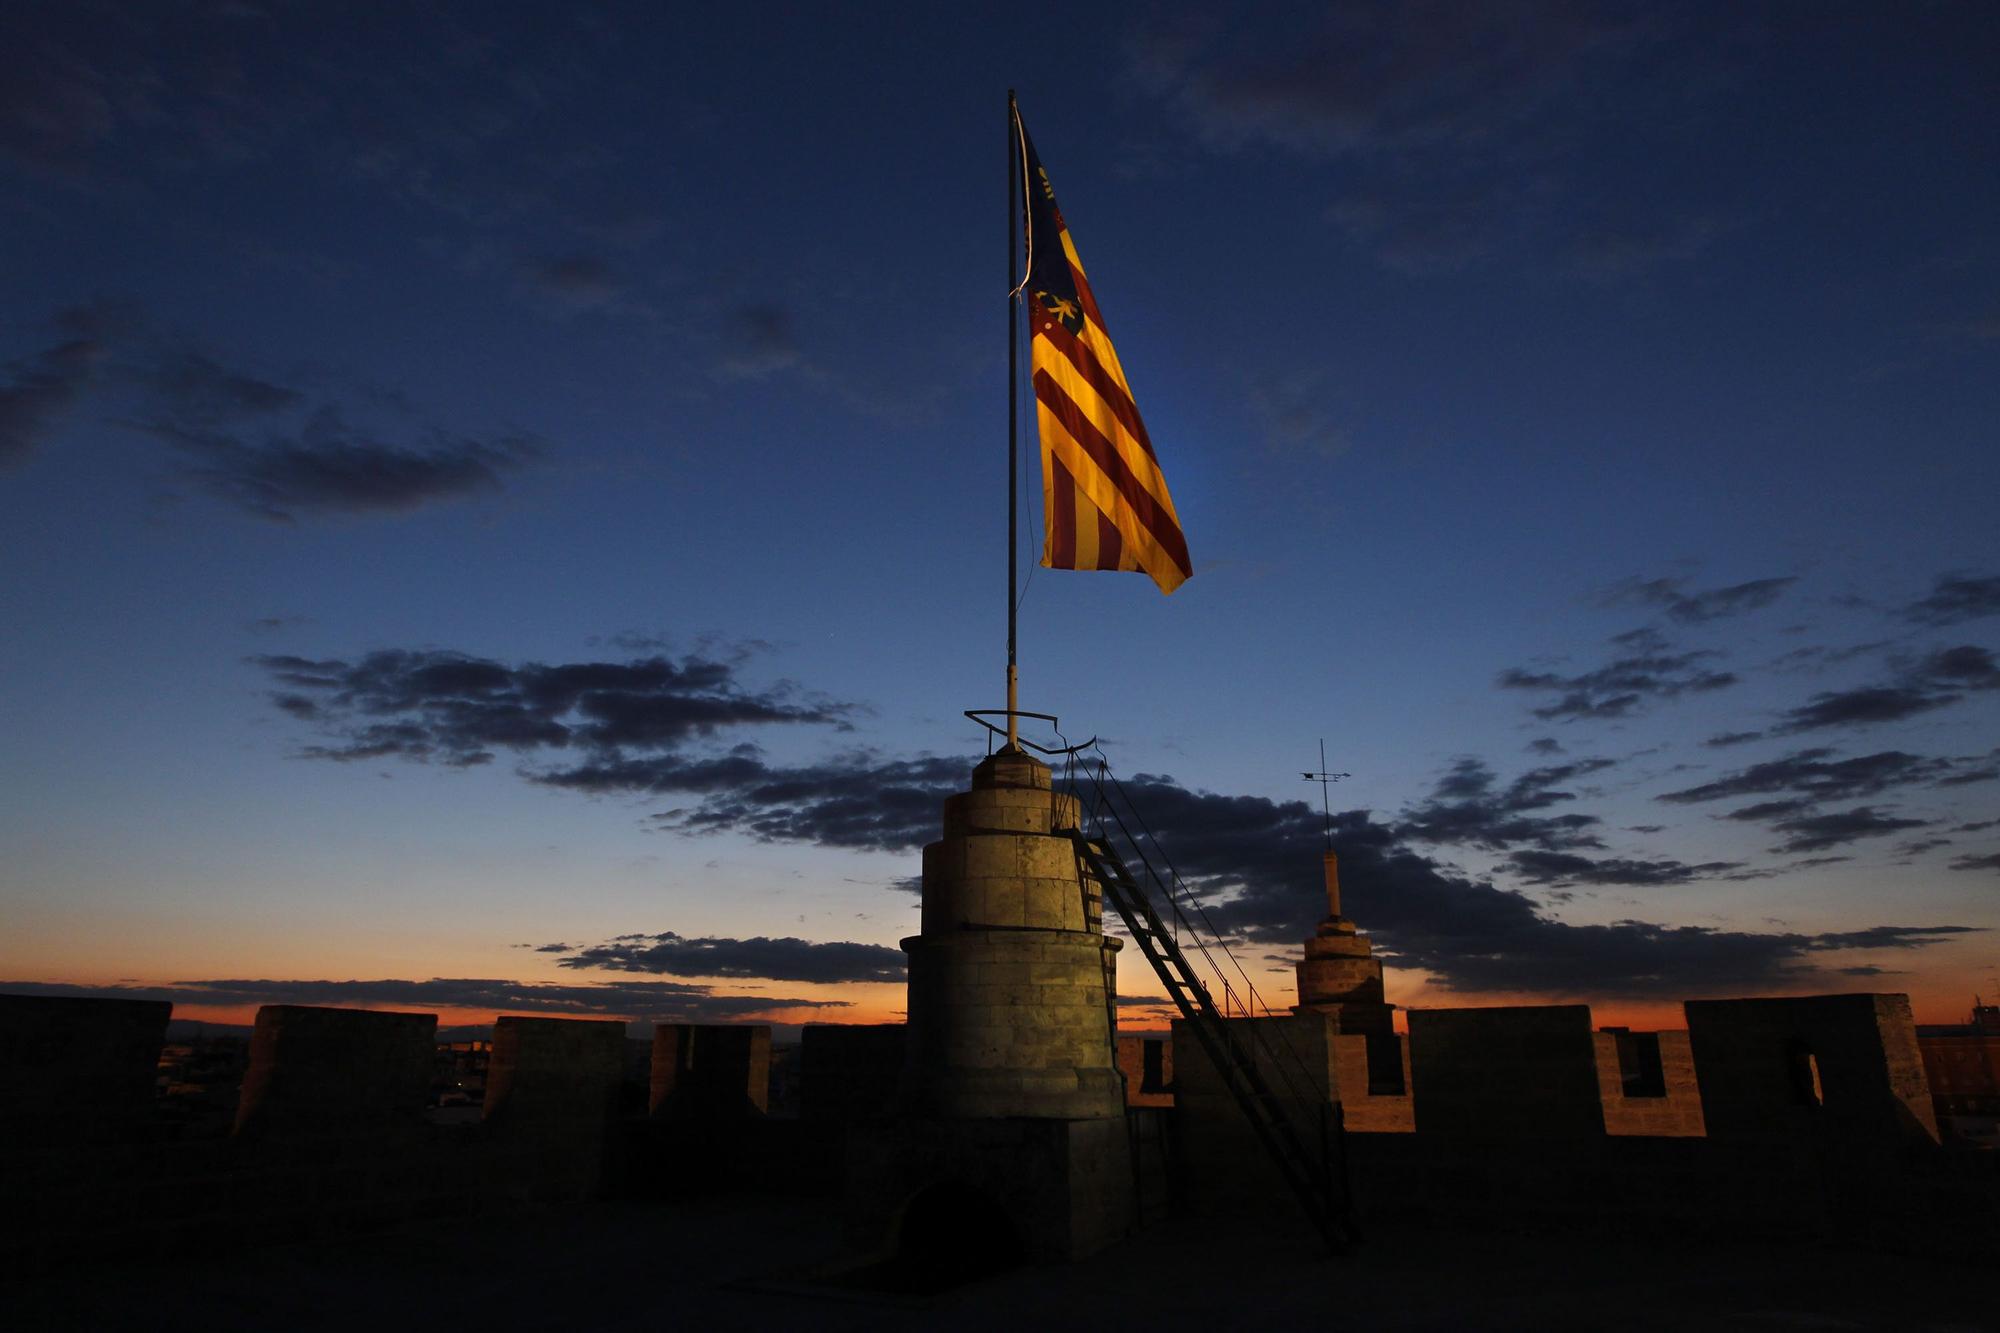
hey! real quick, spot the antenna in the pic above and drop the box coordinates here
[1301,738,1350,851]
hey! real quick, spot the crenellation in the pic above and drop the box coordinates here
[233,1005,436,1141]
[1685,993,1940,1143]
[0,994,171,1140]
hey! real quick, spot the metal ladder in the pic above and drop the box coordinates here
[1065,828,1352,1252]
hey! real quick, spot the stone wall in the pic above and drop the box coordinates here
[233,1005,436,1139]
[1684,994,1939,1143]
[1408,1005,1605,1137]
[649,1024,771,1120]
[1332,1032,1413,1132]
[1172,1012,1341,1211]
[1594,1030,1705,1137]
[1917,1032,2000,1116]
[0,994,170,1139]
[1115,1032,1174,1109]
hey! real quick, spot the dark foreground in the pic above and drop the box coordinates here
[4,1193,1993,1333]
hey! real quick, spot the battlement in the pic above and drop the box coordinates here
[3,986,1990,1270]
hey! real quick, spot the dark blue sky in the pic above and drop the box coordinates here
[3,2,1996,1028]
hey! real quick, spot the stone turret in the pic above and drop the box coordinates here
[852,745,1134,1263]
[1293,848,1394,1039]
[901,747,1124,1118]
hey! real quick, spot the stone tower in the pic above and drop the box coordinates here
[853,747,1134,1262]
[1293,848,1394,1040]
[902,748,1124,1118]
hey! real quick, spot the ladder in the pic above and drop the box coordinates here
[1065,829,1353,1252]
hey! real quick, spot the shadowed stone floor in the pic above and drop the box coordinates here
[4,1194,1992,1332]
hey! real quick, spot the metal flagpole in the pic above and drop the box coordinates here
[1005,89,1020,752]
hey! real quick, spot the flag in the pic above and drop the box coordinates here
[1017,114,1192,595]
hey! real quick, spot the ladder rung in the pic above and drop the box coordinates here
[1065,825,1343,1250]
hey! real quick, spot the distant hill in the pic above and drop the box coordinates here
[165,1018,252,1041]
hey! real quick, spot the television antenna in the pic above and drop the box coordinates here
[1302,738,1350,851]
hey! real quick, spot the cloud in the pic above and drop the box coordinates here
[624,752,971,853]
[0,977,848,1023]
[1600,575,1798,624]
[252,643,1990,1000]
[1065,774,1979,998]
[1126,7,1740,278]
[1921,645,2000,689]
[521,253,624,311]
[0,325,104,469]
[1937,758,2000,789]
[1768,643,1998,736]
[1246,369,1349,458]
[1905,573,2000,627]
[1497,633,1736,721]
[1658,749,1952,806]
[1129,5,1657,160]
[1704,731,1765,748]
[1393,756,1612,851]
[717,305,803,380]
[1504,849,1740,887]
[0,18,118,171]
[551,932,905,984]
[155,405,538,522]
[1948,852,2000,874]
[1562,212,1731,281]
[1765,807,1931,855]
[144,353,303,422]
[256,646,850,768]
[1720,799,1815,822]
[256,644,973,853]
[1773,684,1959,733]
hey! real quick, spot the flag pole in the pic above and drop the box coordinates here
[1005,89,1020,753]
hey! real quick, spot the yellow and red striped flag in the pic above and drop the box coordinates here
[1018,116,1192,594]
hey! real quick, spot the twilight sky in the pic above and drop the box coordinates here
[3,2,1996,1034]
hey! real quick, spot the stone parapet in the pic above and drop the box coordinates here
[1409,1004,1606,1138]
[483,1015,624,1129]
[0,993,172,1139]
[650,1024,771,1120]
[1685,993,1938,1143]
[1594,1030,1705,1137]
[232,1005,435,1139]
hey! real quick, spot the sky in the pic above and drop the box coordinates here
[3,1,1997,1037]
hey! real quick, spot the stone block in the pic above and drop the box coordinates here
[1684,993,1937,1143]
[1409,1005,1605,1138]
[649,1024,770,1120]
[233,1005,436,1139]
[0,993,172,1138]
[482,1015,624,1129]
[1593,1030,1705,1137]
[1020,837,1080,883]
[961,835,1021,881]
[1332,1033,1413,1132]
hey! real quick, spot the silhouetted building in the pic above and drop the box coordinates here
[1918,1000,2000,1147]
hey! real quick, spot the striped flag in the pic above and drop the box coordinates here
[1018,116,1192,595]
